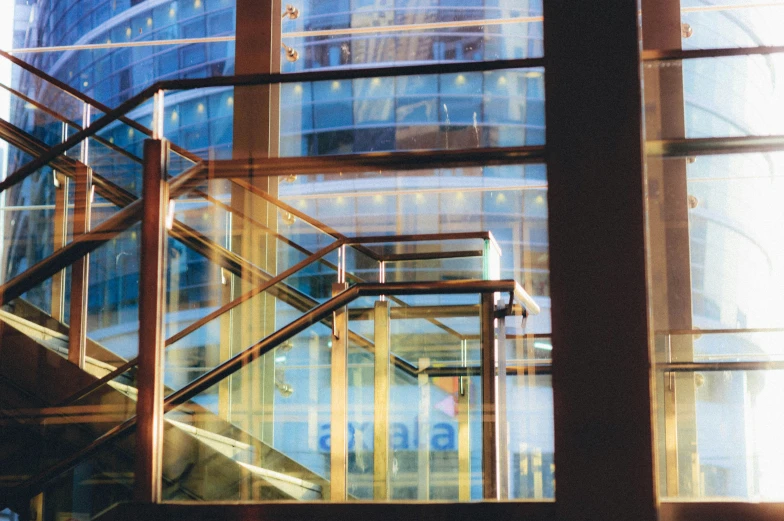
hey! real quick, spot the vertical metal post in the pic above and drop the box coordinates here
[373,300,391,499]
[417,357,431,501]
[152,90,165,140]
[230,0,282,448]
[50,172,68,322]
[641,0,697,498]
[67,165,92,368]
[135,139,169,503]
[52,113,76,322]
[544,0,657,519]
[457,338,471,501]
[480,292,498,499]
[338,244,346,284]
[496,298,509,499]
[330,282,349,501]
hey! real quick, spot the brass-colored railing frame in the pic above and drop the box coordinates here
[0,48,202,165]
[7,278,534,502]
[60,230,511,407]
[0,57,549,194]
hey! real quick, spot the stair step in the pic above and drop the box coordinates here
[0,310,117,379]
[166,419,323,500]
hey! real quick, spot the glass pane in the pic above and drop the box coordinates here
[0,56,86,125]
[163,323,331,501]
[280,69,545,157]
[281,1,543,72]
[164,266,339,393]
[85,224,141,362]
[39,430,136,520]
[151,87,235,161]
[655,368,784,500]
[646,151,784,499]
[503,332,554,499]
[1,83,78,148]
[1,166,58,291]
[680,1,784,49]
[162,284,538,502]
[645,54,784,139]
[278,165,551,332]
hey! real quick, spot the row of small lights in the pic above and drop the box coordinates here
[287,71,542,95]
[289,192,545,208]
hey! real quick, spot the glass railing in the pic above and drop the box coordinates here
[0,58,547,510]
[161,280,538,502]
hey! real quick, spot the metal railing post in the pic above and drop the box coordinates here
[67,165,92,368]
[457,338,471,501]
[480,291,498,499]
[330,281,350,500]
[135,138,169,503]
[418,357,431,500]
[496,296,509,499]
[373,299,391,499]
[50,172,68,322]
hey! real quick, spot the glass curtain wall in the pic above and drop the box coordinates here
[643,0,784,501]
[213,0,553,502]
[0,0,552,508]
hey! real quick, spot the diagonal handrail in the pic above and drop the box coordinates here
[0,82,144,167]
[58,228,501,407]
[0,116,516,378]
[7,278,530,501]
[0,56,546,194]
[0,119,485,385]
[0,48,202,165]
[0,158,207,307]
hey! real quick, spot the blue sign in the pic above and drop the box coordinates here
[318,418,456,452]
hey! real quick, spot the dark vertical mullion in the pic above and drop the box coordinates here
[544,1,657,520]
[135,139,169,503]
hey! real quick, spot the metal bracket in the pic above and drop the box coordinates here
[282,4,299,19]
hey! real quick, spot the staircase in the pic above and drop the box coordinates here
[0,51,540,520]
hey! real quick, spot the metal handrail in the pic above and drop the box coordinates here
[7,278,531,500]
[0,48,202,165]
[0,116,501,390]
[0,160,207,307]
[61,231,509,405]
[0,56,547,194]
[0,82,144,167]
[192,147,545,180]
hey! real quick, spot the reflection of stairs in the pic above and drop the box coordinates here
[0,300,330,507]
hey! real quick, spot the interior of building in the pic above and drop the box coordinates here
[0,1,783,520]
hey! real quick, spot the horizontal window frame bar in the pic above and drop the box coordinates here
[660,502,784,521]
[657,361,784,372]
[642,45,784,61]
[647,135,784,157]
[188,146,545,182]
[0,59,544,195]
